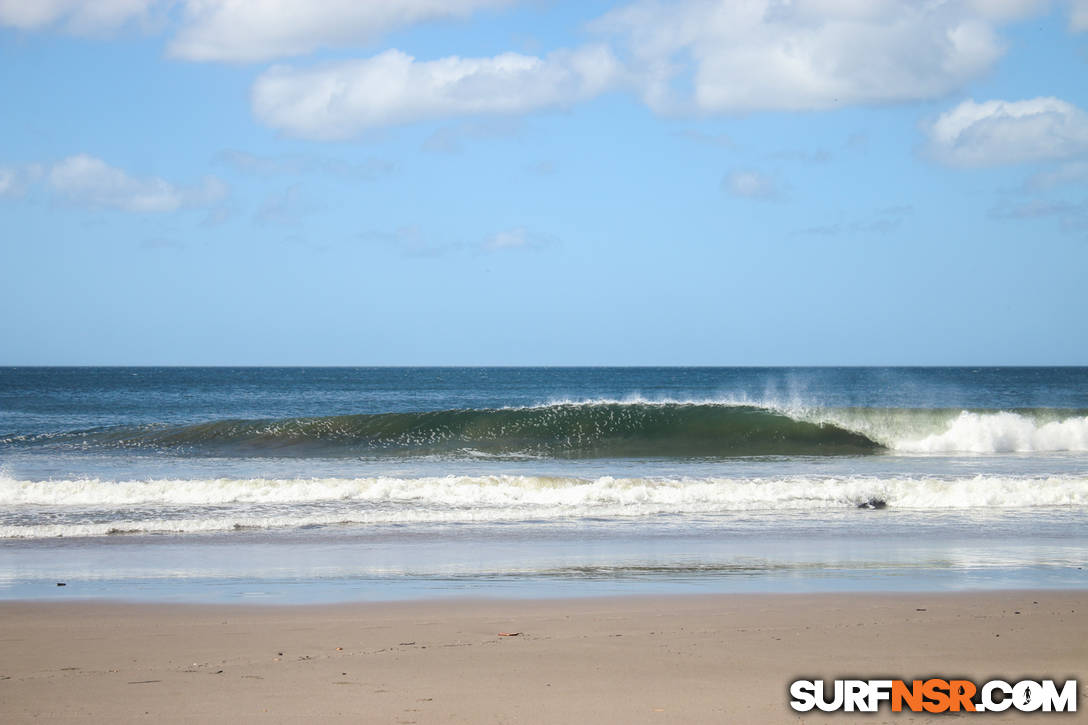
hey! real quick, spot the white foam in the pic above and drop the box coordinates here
[1,474,1086,538]
[888,411,1088,453]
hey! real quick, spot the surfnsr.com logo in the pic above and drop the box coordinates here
[789,679,1077,713]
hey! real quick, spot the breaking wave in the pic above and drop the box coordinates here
[3,402,1086,458]
[1,403,880,458]
[1,473,1086,538]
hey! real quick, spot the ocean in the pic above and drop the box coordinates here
[1,367,1086,602]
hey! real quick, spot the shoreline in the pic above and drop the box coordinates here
[2,590,1085,723]
[5,584,1088,607]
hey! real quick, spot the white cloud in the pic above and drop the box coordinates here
[1,1,514,59]
[169,0,512,62]
[0,165,34,197]
[0,0,156,33]
[593,0,1035,113]
[485,228,529,250]
[252,45,621,138]
[482,227,552,251]
[49,154,227,212]
[723,170,778,199]
[1072,0,1088,30]
[926,97,1088,167]
[0,163,44,198]
[0,167,16,196]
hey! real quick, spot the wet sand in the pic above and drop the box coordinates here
[1,591,1085,723]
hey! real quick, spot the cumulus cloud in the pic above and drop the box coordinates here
[169,0,512,62]
[49,154,227,212]
[2,1,515,60]
[723,170,779,199]
[593,0,1036,113]
[252,45,622,138]
[925,97,1088,167]
[0,0,156,33]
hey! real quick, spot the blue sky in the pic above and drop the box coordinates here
[1,0,1086,365]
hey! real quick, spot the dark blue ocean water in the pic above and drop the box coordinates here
[3,367,1086,436]
[1,367,1086,602]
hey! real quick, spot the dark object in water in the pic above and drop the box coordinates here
[56,582,66,587]
[857,498,887,510]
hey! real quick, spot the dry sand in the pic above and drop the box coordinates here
[1,591,1085,723]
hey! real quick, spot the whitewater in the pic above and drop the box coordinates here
[2,473,1087,539]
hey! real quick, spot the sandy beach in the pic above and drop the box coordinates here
[1,591,1084,723]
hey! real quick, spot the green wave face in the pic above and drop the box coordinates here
[54,404,884,458]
